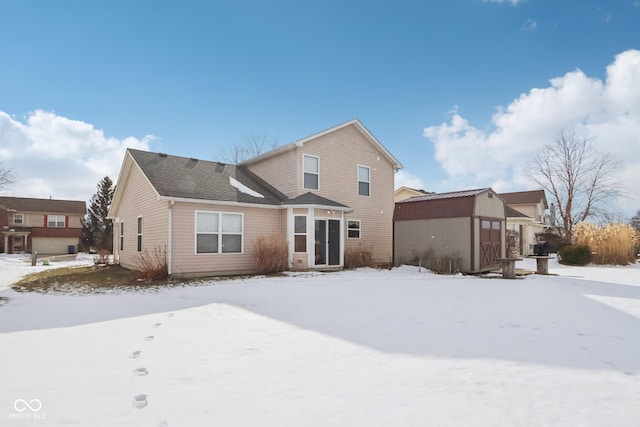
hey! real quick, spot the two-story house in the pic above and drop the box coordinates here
[0,196,86,255]
[108,119,403,277]
[499,190,548,256]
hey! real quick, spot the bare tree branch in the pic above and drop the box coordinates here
[528,130,622,241]
[216,133,278,164]
[0,163,14,191]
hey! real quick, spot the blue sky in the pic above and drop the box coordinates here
[1,0,639,215]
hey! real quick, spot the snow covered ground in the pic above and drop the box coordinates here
[1,254,639,426]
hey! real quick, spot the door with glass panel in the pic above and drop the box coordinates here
[314,219,341,266]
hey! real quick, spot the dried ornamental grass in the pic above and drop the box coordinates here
[574,222,637,265]
[254,235,288,275]
[344,244,374,269]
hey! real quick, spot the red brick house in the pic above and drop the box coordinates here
[0,196,86,255]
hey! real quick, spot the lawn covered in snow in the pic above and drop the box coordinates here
[1,254,639,426]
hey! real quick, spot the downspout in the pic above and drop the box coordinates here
[168,200,174,276]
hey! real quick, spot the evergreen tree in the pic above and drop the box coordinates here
[81,176,115,252]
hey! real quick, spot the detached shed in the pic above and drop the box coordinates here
[393,188,506,273]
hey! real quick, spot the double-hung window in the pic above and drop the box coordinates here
[13,213,24,225]
[196,211,243,254]
[47,215,65,228]
[357,165,370,196]
[303,155,319,190]
[137,217,143,252]
[119,221,124,251]
[347,220,361,239]
[294,216,307,252]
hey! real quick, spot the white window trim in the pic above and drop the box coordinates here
[137,216,143,252]
[293,215,307,253]
[119,221,124,251]
[48,215,65,228]
[13,213,24,225]
[357,165,371,197]
[303,154,320,191]
[347,219,361,239]
[194,210,244,255]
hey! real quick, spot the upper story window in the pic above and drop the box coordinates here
[196,211,243,254]
[303,154,319,190]
[12,213,24,225]
[47,215,65,228]
[357,165,370,196]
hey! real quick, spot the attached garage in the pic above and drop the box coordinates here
[32,237,80,255]
[393,188,506,273]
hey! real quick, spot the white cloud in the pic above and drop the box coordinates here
[520,19,538,32]
[395,170,425,191]
[482,0,523,6]
[423,49,640,215]
[0,110,155,202]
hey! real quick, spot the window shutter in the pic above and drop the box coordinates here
[65,216,69,228]
[44,215,47,226]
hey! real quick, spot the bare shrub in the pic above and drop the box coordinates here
[93,249,111,265]
[506,229,520,257]
[132,246,168,283]
[255,235,288,275]
[574,222,637,265]
[344,244,374,269]
[429,255,462,275]
[407,249,461,274]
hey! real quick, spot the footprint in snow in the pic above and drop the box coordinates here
[132,394,148,409]
[153,323,162,328]
[129,350,141,359]
[167,313,174,317]
[145,336,154,341]
[133,367,149,376]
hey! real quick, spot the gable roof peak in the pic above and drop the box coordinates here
[241,119,403,170]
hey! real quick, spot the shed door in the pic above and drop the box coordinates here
[480,219,501,269]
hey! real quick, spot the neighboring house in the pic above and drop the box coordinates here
[108,119,403,277]
[394,186,430,203]
[0,196,86,254]
[393,188,506,273]
[499,190,548,256]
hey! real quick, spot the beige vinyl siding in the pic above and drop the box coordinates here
[170,202,283,277]
[300,125,396,264]
[474,191,506,218]
[32,237,80,255]
[394,217,472,272]
[394,188,423,203]
[245,148,298,197]
[509,204,538,220]
[14,213,83,228]
[113,161,168,271]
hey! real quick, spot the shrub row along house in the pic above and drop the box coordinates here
[0,196,86,255]
[108,119,403,277]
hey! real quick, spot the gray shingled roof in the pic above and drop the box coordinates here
[129,149,288,205]
[0,196,86,214]
[506,206,531,218]
[282,192,350,209]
